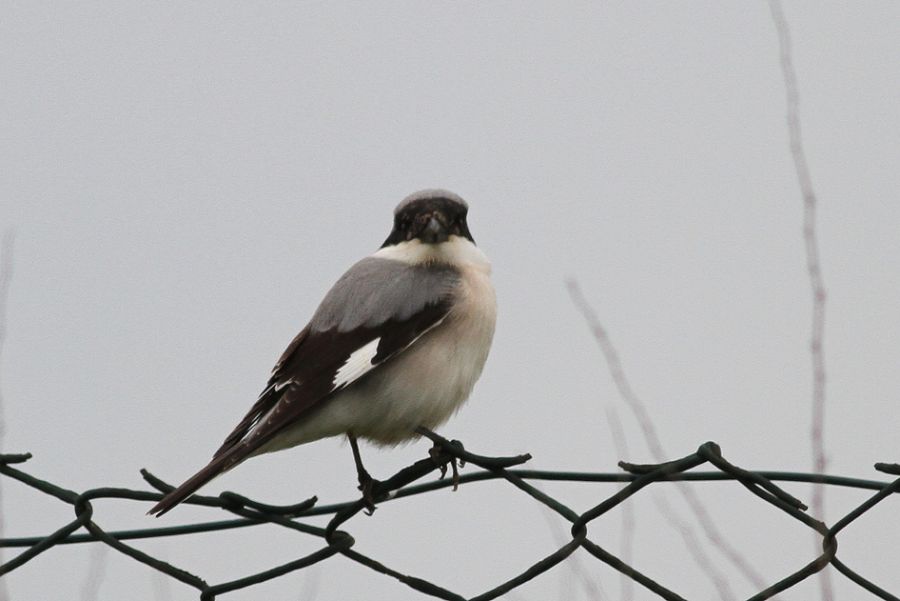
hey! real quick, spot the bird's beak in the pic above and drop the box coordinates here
[419,212,449,244]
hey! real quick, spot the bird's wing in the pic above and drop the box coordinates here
[211,299,452,459]
[148,257,458,516]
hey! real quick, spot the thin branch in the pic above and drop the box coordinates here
[567,280,769,596]
[80,544,109,601]
[648,492,734,600]
[295,563,321,601]
[605,407,635,601]
[539,505,608,600]
[150,553,174,601]
[766,2,832,599]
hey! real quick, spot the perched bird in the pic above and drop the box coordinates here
[149,190,496,516]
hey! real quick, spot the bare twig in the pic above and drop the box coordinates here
[648,492,734,599]
[150,556,174,601]
[539,506,608,600]
[295,564,321,601]
[606,407,635,601]
[79,544,109,601]
[766,2,832,599]
[567,280,768,596]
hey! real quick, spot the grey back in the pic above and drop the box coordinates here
[310,257,459,333]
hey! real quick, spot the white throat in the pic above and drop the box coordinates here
[373,236,491,273]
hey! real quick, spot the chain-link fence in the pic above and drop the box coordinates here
[1,433,898,600]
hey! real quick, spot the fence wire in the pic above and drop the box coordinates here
[1,435,898,600]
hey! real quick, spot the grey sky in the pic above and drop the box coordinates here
[2,2,899,600]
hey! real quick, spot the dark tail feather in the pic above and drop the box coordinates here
[147,452,236,517]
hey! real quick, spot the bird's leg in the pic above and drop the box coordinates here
[348,433,378,514]
[417,427,463,491]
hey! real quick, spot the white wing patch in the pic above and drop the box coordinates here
[256,379,294,402]
[332,338,381,390]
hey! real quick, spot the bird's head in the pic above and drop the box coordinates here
[382,190,474,248]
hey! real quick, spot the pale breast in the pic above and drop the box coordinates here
[351,260,496,444]
[257,240,497,451]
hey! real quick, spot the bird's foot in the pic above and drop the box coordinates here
[357,469,381,515]
[416,427,466,491]
[428,441,465,491]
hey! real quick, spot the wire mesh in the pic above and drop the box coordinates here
[1,435,898,601]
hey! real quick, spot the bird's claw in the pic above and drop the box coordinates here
[428,440,463,491]
[356,470,380,515]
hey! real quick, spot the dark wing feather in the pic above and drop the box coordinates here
[148,263,456,516]
[211,326,311,459]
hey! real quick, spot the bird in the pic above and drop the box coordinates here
[148,189,496,516]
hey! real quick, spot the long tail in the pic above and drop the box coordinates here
[147,451,240,517]
[149,383,304,516]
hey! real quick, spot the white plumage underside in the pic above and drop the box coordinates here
[255,236,496,452]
